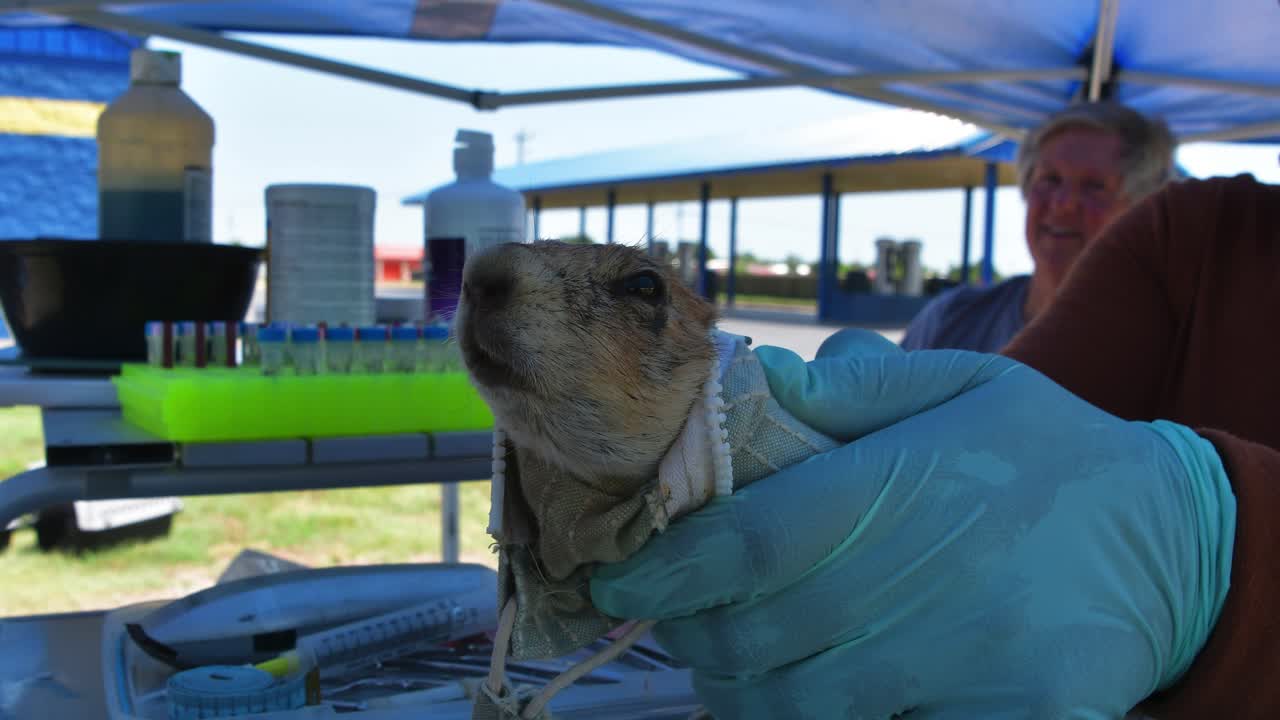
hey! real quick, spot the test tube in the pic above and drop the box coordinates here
[420,325,450,372]
[257,325,287,376]
[289,326,321,375]
[177,322,199,367]
[389,325,420,373]
[209,322,227,367]
[145,322,166,367]
[356,326,388,373]
[239,322,261,367]
[325,326,355,373]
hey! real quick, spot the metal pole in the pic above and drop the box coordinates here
[441,483,459,563]
[645,202,655,255]
[817,172,837,321]
[697,182,710,298]
[578,206,587,242]
[531,195,541,242]
[727,197,738,307]
[961,186,973,285]
[53,9,478,105]
[1088,0,1121,101]
[606,189,617,244]
[982,163,998,286]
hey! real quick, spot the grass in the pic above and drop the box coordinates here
[0,406,496,617]
[727,294,818,310]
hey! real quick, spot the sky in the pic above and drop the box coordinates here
[150,33,1280,278]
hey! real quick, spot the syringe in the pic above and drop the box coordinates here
[256,584,497,680]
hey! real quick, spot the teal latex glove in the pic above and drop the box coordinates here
[591,329,1236,719]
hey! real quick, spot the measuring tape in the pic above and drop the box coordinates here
[166,665,306,718]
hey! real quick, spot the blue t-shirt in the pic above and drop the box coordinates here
[899,275,1031,353]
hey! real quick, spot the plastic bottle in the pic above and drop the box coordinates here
[356,325,388,373]
[257,326,287,376]
[324,327,355,373]
[96,48,214,243]
[419,325,450,372]
[422,129,526,322]
[389,325,420,373]
[289,326,321,375]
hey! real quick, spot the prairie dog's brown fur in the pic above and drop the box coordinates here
[455,241,716,485]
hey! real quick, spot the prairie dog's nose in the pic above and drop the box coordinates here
[462,245,517,312]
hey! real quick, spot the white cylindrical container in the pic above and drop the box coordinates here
[422,130,526,322]
[873,237,899,295]
[900,239,924,297]
[265,184,376,327]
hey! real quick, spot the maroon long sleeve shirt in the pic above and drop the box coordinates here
[1003,173,1280,719]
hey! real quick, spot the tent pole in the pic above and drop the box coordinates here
[1181,119,1280,144]
[982,163,997,286]
[490,68,1083,113]
[1088,0,1121,101]
[53,9,477,104]
[726,197,738,308]
[1119,71,1280,99]
[960,186,973,285]
[645,202,655,255]
[697,182,710,299]
[606,189,616,244]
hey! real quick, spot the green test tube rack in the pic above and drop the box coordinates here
[112,364,494,443]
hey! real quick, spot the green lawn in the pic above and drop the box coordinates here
[0,407,495,616]
[727,294,818,310]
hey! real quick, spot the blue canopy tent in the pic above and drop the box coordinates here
[3,1,1277,325]
[0,24,139,342]
[404,107,1021,322]
[2,1,1275,143]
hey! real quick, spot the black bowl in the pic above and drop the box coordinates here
[0,239,262,364]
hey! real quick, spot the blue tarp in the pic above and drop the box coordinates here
[2,2,1276,143]
[0,26,137,239]
[0,25,139,340]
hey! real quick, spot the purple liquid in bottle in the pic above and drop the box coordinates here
[426,236,466,322]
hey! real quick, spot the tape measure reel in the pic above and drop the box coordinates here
[166,665,306,719]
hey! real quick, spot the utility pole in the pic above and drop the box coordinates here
[514,128,534,165]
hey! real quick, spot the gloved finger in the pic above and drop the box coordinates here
[755,344,1021,441]
[813,327,904,360]
[591,435,900,620]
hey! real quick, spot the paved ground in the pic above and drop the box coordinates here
[716,308,904,360]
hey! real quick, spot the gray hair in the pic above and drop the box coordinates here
[1016,101,1176,202]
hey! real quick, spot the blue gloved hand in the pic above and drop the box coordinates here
[591,329,1236,719]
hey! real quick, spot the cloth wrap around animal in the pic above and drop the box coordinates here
[473,331,839,719]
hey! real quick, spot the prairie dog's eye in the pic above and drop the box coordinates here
[620,270,663,302]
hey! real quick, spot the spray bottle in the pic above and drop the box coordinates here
[421,129,526,323]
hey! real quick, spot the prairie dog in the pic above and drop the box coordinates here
[455,241,716,485]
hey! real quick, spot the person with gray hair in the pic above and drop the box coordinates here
[900,100,1176,352]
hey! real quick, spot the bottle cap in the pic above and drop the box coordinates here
[257,326,287,343]
[391,326,420,341]
[291,327,320,343]
[130,48,182,85]
[453,129,494,178]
